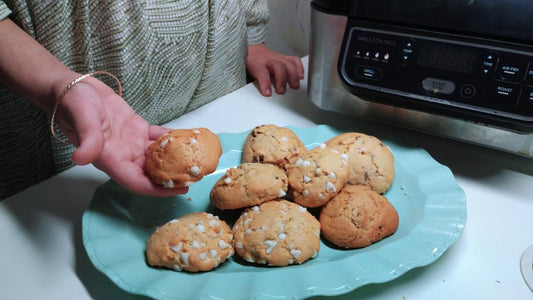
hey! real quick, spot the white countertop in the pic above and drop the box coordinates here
[2,57,532,300]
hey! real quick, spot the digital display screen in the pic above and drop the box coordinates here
[417,42,477,73]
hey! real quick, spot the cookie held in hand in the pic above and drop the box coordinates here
[145,128,222,188]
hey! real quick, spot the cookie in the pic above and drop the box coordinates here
[145,212,234,272]
[232,200,321,267]
[241,124,307,171]
[145,128,222,188]
[287,145,349,207]
[210,163,288,210]
[325,132,394,194]
[319,185,399,248]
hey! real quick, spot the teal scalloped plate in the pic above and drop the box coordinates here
[82,124,466,300]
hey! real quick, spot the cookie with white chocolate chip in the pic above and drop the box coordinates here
[287,145,349,208]
[320,185,399,248]
[145,128,222,188]
[145,212,234,272]
[210,163,288,210]
[232,199,321,267]
[325,132,394,194]
[242,124,307,171]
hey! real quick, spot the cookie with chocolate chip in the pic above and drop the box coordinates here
[241,124,307,171]
[232,200,321,267]
[287,145,349,208]
[325,132,394,194]
[145,128,222,188]
[146,212,234,272]
[320,185,399,248]
[210,163,288,210]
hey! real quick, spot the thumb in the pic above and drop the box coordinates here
[70,116,105,166]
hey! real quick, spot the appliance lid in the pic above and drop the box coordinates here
[311,0,533,45]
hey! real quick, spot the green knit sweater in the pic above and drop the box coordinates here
[0,0,269,198]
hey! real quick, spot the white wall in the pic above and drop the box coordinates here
[265,0,312,57]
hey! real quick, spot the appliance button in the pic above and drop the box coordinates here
[526,64,533,85]
[356,66,383,80]
[490,82,521,111]
[422,78,456,95]
[460,84,476,99]
[517,86,533,116]
[480,53,498,78]
[497,61,526,83]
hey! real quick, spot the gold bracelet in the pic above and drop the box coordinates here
[50,71,122,144]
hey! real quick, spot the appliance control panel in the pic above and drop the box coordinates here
[339,23,533,132]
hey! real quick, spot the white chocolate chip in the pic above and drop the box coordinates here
[184,181,194,187]
[280,136,288,142]
[303,190,309,197]
[264,240,277,254]
[209,219,220,227]
[299,206,307,212]
[179,252,190,266]
[290,249,302,259]
[193,129,201,134]
[191,240,200,249]
[162,180,174,188]
[219,240,230,249]
[279,189,286,197]
[224,177,232,184]
[341,153,349,161]
[303,175,311,183]
[319,143,326,149]
[329,172,337,181]
[190,138,197,145]
[315,168,322,175]
[159,137,173,149]
[199,252,208,261]
[326,181,336,193]
[210,249,218,258]
[170,242,183,253]
[251,206,260,212]
[172,264,182,271]
[235,242,243,249]
[190,166,201,177]
[278,233,287,240]
[196,223,205,233]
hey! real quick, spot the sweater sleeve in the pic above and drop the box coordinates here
[0,1,12,20]
[243,0,269,45]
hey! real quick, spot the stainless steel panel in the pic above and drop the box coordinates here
[307,7,533,158]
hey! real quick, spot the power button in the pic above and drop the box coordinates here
[460,84,477,99]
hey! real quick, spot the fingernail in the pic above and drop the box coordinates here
[265,87,271,96]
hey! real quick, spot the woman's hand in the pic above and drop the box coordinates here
[54,76,188,197]
[246,43,305,96]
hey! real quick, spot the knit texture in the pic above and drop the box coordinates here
[0,0,269,199]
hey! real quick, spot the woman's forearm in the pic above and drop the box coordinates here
[0,18,78,115]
